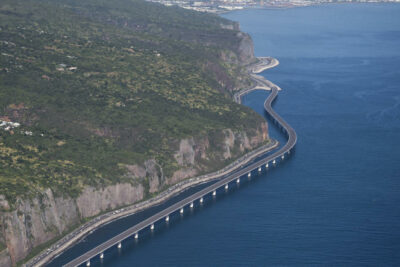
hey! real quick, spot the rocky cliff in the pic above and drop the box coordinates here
[0,183,145,264]
[0,0,269,265]
[0,122,268,266]
[236,32,256,66]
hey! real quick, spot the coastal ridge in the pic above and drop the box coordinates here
[26,56,281,267]
[61,57,297,267]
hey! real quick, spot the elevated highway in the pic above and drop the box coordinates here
[64,59,297,267]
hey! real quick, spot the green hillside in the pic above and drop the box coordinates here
[0,0,262,206]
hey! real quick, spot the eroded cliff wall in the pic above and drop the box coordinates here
[0,122,268,266]
[0,3,267,264]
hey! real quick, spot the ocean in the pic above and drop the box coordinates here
[48,3,400,266]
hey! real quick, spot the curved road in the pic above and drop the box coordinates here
[64,66,297,267]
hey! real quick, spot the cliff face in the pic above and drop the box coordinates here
[75,184,145,218]
[0,1,268,264]
[0,189,79,264]
[0,183,144,264]
[0,249,11,267]
[0,123,268,266]
[216,31,257,95]
[236,32,256,65]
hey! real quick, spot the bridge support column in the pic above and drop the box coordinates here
[266,163,269,169]
[190,202,194,209]
[200,197,204,204]
[248,172,251,178]
[273,159,276,165]
[117,242,122,249]
[150,224,154,230]
[100,252,104,259]
[258,167,262,172]
[212,190,216,196]
[281,155,285,160]
[225,184,229,190]
[135,233,139,239]
[180,208,184,214]
[236,178,240,184]
[86,260,90,266]
[165,215,169,222]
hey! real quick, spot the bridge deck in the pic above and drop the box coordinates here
[64,85,297,267]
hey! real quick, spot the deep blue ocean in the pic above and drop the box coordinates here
[48,4,400,266]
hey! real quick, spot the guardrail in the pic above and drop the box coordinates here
[64,81,297,267]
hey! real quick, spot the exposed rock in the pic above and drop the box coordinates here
[125,160,164,193]
[236,131,251,152]
[223,129,235,159]
[236,32,256,65]
[125,164,146,178]
[0,27,268,264]
[0,195,10,211]
[0,4,269,265]
[194,136,209,160]
[1,189,79,264]
[174,138,196,166]
[0,249,11,267]
[145,160,164,193]
[0,122,269,266]
[76,183,144,218]
[251,122,268,146]
[169,168,198,185]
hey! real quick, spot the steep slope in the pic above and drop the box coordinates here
[0,0,269,265]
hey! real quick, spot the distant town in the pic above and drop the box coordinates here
[146,0,400,13]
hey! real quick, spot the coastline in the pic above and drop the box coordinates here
[188,2,399,15]
[27,57,281,267]
[251,57,279,73]
[62,55,297,267]
[234,57,281,104]
[30,142,279,267]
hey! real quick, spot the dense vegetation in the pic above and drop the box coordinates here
[0,0,263,206]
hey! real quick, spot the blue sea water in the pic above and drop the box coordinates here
[49,4,400,266]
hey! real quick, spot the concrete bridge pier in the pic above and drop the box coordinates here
[165,215,169,222]
[281,154,285,160]
[59,77,298,267]
[225,184,229,190]
[134,233,139,239]
[200,197,204,204]
[258,167,262,172]
[236,178,240,184]
[100,252,104,259]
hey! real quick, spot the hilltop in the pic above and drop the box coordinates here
[0,0,269,265]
